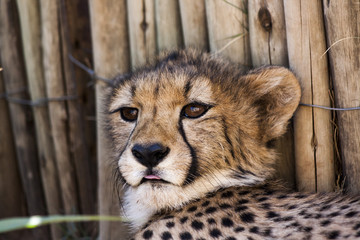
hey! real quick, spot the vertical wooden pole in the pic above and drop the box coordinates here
[249,0,288,66]
[59,0,96,216]
[62,0,98,204]
[248,0,295,188]
[127,0,157,68]
[90,0,131,239]
[284,0,334,192]
[0,1,50,239]
[16,1,63,238]
[0,61,32,240]
[155,0,183,51]
[179,0,209,50]
[40,0,80,213]
[205,0,251,66]
[323,0,360,193]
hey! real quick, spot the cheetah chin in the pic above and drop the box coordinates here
[106,49,360,239]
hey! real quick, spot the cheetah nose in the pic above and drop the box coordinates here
[131,143,170,168]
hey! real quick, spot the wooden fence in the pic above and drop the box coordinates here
[0,0,359,239]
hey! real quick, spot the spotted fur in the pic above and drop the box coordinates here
[106,50,360,239]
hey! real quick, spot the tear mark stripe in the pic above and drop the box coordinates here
[178,120,198,185]
[222,118,235,161]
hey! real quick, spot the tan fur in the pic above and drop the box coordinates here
[106,50,360,239]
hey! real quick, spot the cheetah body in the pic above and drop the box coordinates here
[136,185,360,240]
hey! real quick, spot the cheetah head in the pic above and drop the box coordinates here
[106,50,301,229]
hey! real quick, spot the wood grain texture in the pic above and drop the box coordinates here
[249,0,288,66]
[127,0,157,68]
[205,0,251,66]
[63,1,98,214]
[40,0,80,214]
[0,57,32,240]
[284,0,335,192]
[60,0,96,217]
[323,0,360,194]
[90,0,131,238]
[0,0,49,239]
[16,1,63,238]
[155,0,183,51]
[179,0,209,50]
[248,0,295,188]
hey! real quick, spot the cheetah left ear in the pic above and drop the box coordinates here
[245,66,301,142]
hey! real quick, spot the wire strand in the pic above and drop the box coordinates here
[1,95,77,106]
[299,103,360,111]
[68,54,113,86]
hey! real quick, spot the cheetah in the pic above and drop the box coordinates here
[106,50,360,239]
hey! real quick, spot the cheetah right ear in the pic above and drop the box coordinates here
[245,66,301,142]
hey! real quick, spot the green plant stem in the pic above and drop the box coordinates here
[0,215,127,234]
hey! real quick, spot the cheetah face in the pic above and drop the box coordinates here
[106,50,301,228]
[108,74,217,188]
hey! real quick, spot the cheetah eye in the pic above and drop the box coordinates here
[182,103,211,119]
[120,107,138,122]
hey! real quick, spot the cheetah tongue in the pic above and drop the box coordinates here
[144,175,161,180]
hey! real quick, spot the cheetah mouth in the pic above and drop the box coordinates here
[140,175,170,185]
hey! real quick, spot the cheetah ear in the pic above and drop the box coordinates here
[245,66,301,142]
